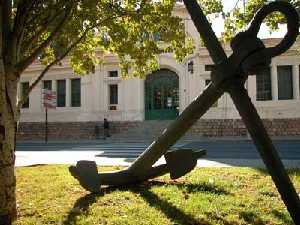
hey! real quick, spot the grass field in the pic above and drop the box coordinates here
[15,165,300,225]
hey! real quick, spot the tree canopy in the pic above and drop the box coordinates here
[5,0,297,86]
[8,0,223,80]
[223,0,300,42]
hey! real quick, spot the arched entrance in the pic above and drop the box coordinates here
[145,69,179,120]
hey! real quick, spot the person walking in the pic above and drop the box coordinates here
[103,118,110,139]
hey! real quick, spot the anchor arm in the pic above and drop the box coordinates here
[127,84,222,176]
[69,160,170,191]
[98,164,170,187]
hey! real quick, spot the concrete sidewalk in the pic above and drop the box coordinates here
[15,150,300,169]
[16,137,300,168]
[16,135,300,144]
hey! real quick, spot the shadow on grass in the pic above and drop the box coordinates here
[239,211,265,225]
[144,180,231,196]
[205,211,240,225]
[271,209,293,224]
[63,180,230,225]
[131,187,212,225]
[23,164,48,167]
[63,192,102,225]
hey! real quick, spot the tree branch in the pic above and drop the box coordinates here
[12,0,40,63]
[17,30,88,110]
[15,3,74,74]
[2,0,12,59]
[21,8,67,54]
[14,0,44,35]
[0,2,3,57]
[11,0,28,63]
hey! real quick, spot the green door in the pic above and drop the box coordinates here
[145,69,179,120]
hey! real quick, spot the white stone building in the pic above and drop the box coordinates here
[18,5,300,139]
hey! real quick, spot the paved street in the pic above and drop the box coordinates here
[16,139,300,168]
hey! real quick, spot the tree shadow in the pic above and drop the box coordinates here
[239,211,265,225]
[204,212,239,225]
[62,192,103,225]
[271,209,293,225]
[143,179,231,196]
[130,187,212,225]
[63,179,230,225]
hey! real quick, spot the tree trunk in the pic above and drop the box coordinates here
[0,60,17,225]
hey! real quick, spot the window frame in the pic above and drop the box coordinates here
[108,84,118,110]
[56,79,66,107]
[71,78,81,107]
[256,67,272,101]
[277,65,293,100]
[43,80,52,91]
[187,61,194,74]
[21,82,30,108]
[205,64,216,72]
[108,70,118,78]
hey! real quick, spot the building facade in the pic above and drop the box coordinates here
[18,5,300,139]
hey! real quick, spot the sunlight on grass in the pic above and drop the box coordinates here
[15,165,300,225]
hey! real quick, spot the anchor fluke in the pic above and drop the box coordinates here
[69,160,101,192]
[165,148,206,179]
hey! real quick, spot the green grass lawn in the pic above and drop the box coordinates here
[15,165,300,225]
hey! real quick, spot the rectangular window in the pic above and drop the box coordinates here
[109,84,118,106]
[109,71,118,77]
[256,67,272,101]
[153,32,161,41]
[278,65,293,100]
[71,78,81,107]
[188,61,194,74]
[43,80,52,90]
[56,80,66,107]
[21,82,29,108]
[205,64,216,72]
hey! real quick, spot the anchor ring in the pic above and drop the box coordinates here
[247,1,299,58]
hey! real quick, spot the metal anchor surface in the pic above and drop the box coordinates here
[69,148,206,191]
[70,1,300,223]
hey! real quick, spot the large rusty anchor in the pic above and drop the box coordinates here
[70,1,300,223]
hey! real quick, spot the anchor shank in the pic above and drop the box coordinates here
[128,84,223,175]
[97,164,170,187]
[183,0,227,65]
[228,82,300,224]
